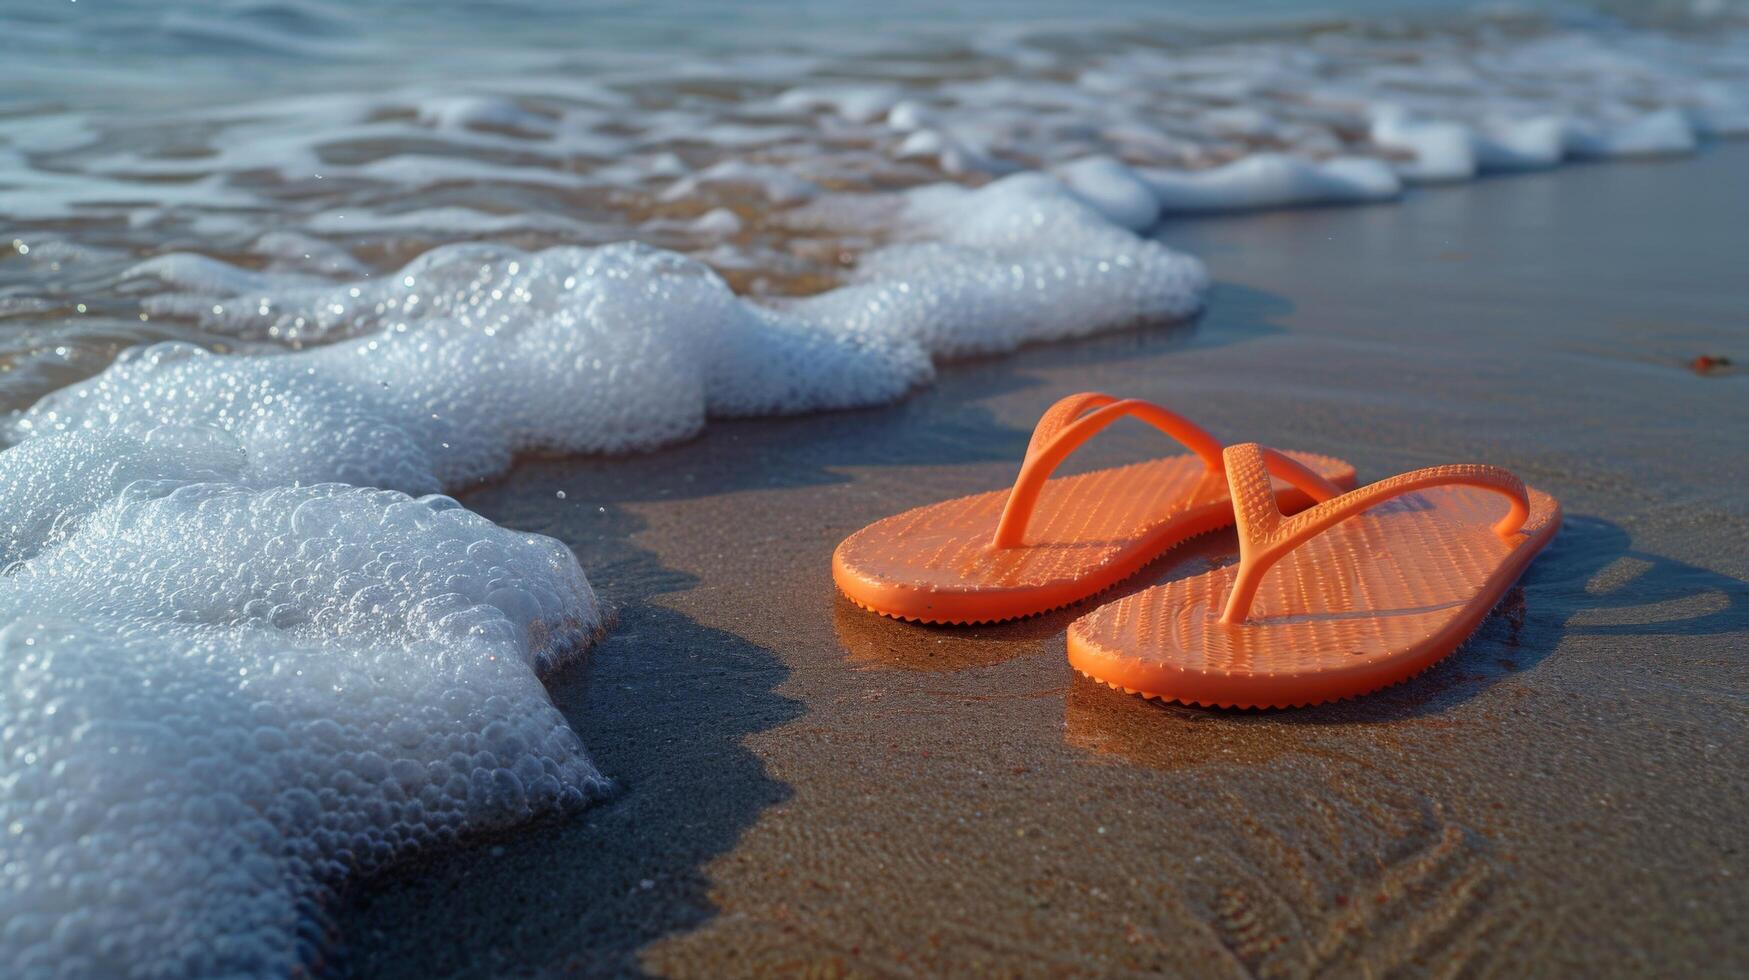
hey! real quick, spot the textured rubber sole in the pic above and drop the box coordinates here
[1066,483,1560,710]
[834,452,1354,626]
[1071,608,1490,711]
[838,523,1228,627]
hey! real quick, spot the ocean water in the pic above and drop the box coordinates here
[2,1,1747,975]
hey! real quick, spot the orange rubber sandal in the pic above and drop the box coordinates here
[1068,442,1562,708]
[833,394,1357,624]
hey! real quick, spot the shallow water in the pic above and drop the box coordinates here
[1,1,1746,975]
[5,0,1748,410]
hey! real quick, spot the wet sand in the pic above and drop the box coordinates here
[343,145,1749,976]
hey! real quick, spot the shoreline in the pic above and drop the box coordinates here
[349,144,1749,975]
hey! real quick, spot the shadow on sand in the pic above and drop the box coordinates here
[1055,513,1749,771]
[337,499,801,977]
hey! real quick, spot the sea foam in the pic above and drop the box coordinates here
[0,170,1203,974]
[21,174,1205,481]
[0,430,605,977]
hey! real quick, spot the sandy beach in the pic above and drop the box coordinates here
[337,144,1749,975]
[9,3,1749,975]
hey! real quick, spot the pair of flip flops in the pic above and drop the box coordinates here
[834,392,1561,708]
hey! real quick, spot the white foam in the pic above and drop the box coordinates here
[893,129,996,175]
[776,84,902,124]
[1474,117,1567,172]
[23,176,1205,476]
[21,246,727,483]
[0,427,245,567]
[740,175,1200,372]
[1051,156,1164,232]
[1565,108,1700,158]
[1370,108,1479,183]
[886,99,938,132]
[1139,154,1402,214]
[659,159,819,205]
[689,207,745,236]
[0,457,604,977]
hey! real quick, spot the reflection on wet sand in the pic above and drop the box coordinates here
[1063,674,1349,770]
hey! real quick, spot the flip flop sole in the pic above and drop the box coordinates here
[833,450,1356,625]
[1067,485,1561,708]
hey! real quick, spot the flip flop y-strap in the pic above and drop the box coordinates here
[992,393,1341,548]
[1218,442,1532,624]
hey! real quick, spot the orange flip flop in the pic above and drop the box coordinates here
[1068,443,1562,708]
[833,393,1357,624]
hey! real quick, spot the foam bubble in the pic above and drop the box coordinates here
[1371,108,1479,183]
[1565,108,1700,158]
[0,426,246,567]
[1139,154,1402,214]
[1052,156,1165,231]
[19,244,736,484]
[776,84,902,124]
[1474,117,1567,172]
[22,175,1204,485]
[809,174,1206,358]
[0,438,604,977]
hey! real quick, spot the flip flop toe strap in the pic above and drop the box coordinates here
[991,393,1344,549]
[1219,442,1531,624]
[992,392,1224,549]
